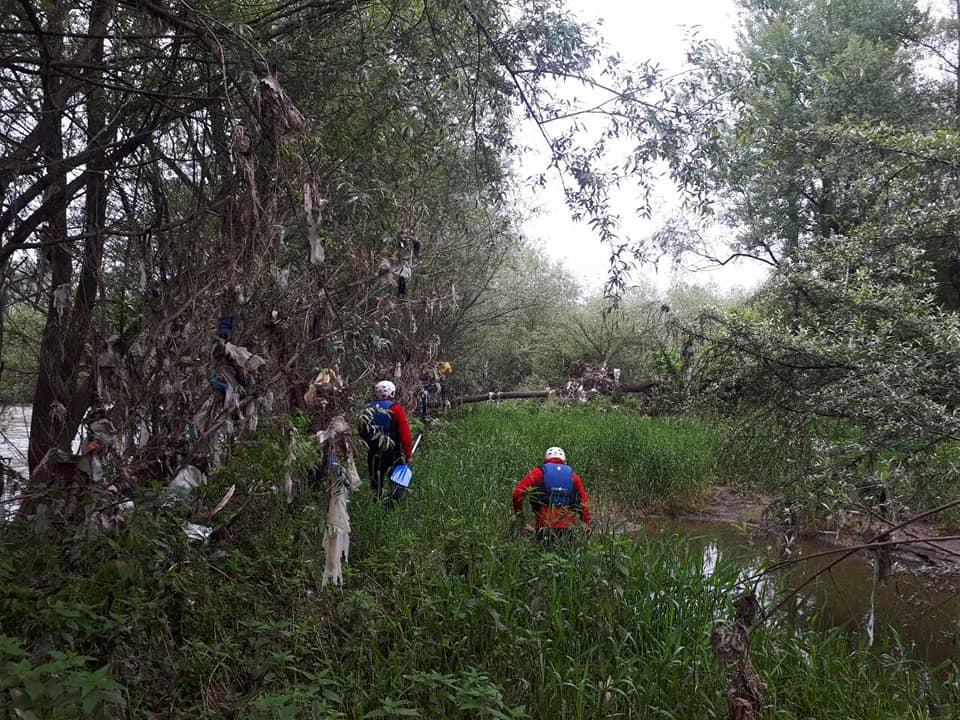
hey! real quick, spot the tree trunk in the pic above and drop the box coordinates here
[27,1,112,482]
[28,0,71,477]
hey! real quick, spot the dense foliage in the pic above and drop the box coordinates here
[645,0,960,523]
[2,407,955,719]
[0,0,666,496]
[5,0,960,714]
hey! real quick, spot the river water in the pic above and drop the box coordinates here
[0,405,83,480]
[646,518,960,664]
[0,405,30,478]
[0,404,30,482]
[0,405,31,520]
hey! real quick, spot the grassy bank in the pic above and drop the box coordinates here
[1,407,956,718]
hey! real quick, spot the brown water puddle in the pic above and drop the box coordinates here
[642,517,960,665]
[594,485,960,663]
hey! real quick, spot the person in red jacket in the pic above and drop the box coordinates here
[513,446,591,538]
[358,380,414,508]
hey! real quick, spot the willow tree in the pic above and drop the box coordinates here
[1,0,688,517]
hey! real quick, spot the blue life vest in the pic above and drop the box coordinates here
[363,400,397,442]
[539,463,577,507]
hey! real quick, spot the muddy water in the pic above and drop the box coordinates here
[646,518,960,664]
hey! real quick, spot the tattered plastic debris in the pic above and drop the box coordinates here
[53,283,71,317]
[89,418,118,448]
[97,335,122,369]
[378,256,415,297]
[262,389,276,411]
[136,417,151,448]
[207,367,231,395]
[304,368,343,409]
[183,522,214,543]
[231,125,260,214]
[256,70,307,135]
[317,416,362,587]
[282,425,297,503]
[95,336,125,404]
[322,494,350,586]
[170,465,207,491]
[50,401,67,426]
[76,443,104,484]
[96,485,135,531]
[304,182,327,266]
[224,342,267,373]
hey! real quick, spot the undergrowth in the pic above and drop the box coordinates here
[0,407,956,718]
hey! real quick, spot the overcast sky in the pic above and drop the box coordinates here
[518,0,771,295]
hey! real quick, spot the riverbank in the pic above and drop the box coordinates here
[1,407,957,718]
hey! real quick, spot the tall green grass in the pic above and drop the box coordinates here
[1,407,956,718]
[427,402,721,511]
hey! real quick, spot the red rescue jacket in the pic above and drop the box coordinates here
[390,402,414,461]
[512,457,591,529]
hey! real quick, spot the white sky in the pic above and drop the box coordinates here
[518,0,771,295]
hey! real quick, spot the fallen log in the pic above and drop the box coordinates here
[437,379,660,407]
[450,389,556,404]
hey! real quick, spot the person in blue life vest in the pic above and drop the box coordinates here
[512,447,591,539]
[358,380,414,508]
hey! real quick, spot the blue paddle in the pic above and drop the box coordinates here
[390,434,422,488]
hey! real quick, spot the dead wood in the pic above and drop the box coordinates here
[711,593,766,720]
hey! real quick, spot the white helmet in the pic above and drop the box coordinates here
[374,380,396,399]
[544,446,566,462]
